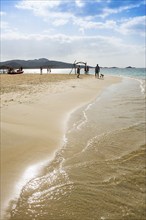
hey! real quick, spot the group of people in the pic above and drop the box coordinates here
[7,66,23,74]
[76,64,104,79]
[39,64,104,78]
[40,67,51,74]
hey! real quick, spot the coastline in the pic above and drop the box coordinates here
[0,74,121,218]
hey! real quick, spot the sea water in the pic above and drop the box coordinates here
[10,66,145,79]
[7,68,146,220]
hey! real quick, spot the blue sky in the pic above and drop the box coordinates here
[1,0,146,67]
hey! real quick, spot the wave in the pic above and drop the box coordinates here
[118,75,145,95]
[7,124,145,220]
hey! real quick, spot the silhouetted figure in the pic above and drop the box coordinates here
[95,64,100,78]
[47,67,51,74]
[77,65,81,78]
[40,67,43,75]
[86,66,89,74]
[84,65,89,74]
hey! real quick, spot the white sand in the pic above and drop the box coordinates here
[0,74,121,217]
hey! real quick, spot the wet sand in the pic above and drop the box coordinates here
[0,74,121,219]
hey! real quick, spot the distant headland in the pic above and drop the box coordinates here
[0,58,75,69]
[0,58,138,69]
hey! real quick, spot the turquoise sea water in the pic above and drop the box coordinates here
[4,68,146,220]
[100,67,145,79]
[100,68,145,94]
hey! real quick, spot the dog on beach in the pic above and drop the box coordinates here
[100,74,104,79]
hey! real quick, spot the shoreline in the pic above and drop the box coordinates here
[0,74,121,219]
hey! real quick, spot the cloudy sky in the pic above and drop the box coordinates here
[1,0,145,67]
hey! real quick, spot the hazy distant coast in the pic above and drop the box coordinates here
[0,58,138,70]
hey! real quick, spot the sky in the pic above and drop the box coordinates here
[0,0,146,67]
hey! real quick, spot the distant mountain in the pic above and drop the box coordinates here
[0,58,75,69]
[126,66,134,68]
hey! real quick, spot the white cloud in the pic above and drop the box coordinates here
[1,0,145,67]
[0,11,6,16]
[100,2,144,18]
[1,29,144,66]
[95,0,111,2]
[50,12,74,26]
[72,15,145,37]
[1,21,9,29]
[75,0,85,7]
[14,0,145,36]
[16,0,61,10]
[118,16,146,36]
[73,16,117,31]
[15,0,62,18]
[15,0,74,27]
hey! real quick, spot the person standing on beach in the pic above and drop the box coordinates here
[40,67,43,75]
[47,67,51,74]
[84,65,89,74]
[95,64,100,78]
[77,65,81,78]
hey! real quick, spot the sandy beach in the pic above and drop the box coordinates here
[0,73,121,219]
